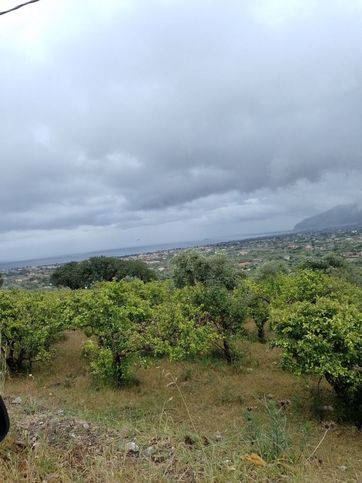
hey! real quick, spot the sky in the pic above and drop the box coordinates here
[0,0,361,261]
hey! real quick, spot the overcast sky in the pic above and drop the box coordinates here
[0,0,361,261]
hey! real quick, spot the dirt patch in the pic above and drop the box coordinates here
[5,395,127,455]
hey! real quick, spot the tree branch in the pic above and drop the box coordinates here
[0,0,40,16]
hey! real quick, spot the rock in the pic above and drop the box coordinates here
[321,405,334,412]
[126,441,139,454]
[12,396,22,405]
[43,473,61,482]
[145,446,155,457]
[76,419,90,430]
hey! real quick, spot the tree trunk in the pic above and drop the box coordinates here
[257,323,266,343]
[223,339,233,364]
[114,352,124,385]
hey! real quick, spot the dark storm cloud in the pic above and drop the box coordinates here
[0,0,362,257]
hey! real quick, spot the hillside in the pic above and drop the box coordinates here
[295,204,362,231]
[2,330,361,482]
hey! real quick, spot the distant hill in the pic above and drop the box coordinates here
[294,204,362,231]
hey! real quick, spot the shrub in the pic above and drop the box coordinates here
[172,251,242,290]
[0,290,66,372]
[271,270,362,424]
[64,280,216,386]
[50,256,157,289]
[243,399,290,462]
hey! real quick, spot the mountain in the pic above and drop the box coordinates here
[294,204,362,231]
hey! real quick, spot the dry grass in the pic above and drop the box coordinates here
[0,330,361,482]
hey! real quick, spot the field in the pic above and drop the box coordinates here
[1,328,361,482]
[1,232,362,482]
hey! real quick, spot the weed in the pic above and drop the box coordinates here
[243,398,290,462]
[219,386,244,406]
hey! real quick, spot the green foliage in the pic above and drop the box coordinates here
[298,254,348,273]
[63,280,216,385]
[271,270,362,421]
[237,264,284,342]
[0,274,3,288]
[50,256,157,289]
[240,279,270,342]
[243,399,290,462]
[172,251,246,362]
[255,260,288,281]
[115,259,157,283]
[172,251,241,289]
[82,340,130,386]
[188,283,247,363]
[299,254,362,287]
[0,290,66,372]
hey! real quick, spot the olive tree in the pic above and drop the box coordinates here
[172,251,246,362]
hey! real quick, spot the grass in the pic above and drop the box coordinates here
[0,330,361,482]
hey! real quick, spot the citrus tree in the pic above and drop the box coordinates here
[0,290,66,372]
[270,270,362,421]
[64,280,216,385]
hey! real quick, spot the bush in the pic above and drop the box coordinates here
[0,290,66,372]
[64,280,216,386]
[172,251,242,289]
[50,256,157,289]
[271,270,362,424]
[243,399,289,462]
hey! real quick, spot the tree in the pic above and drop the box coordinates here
[270,270,362,423]
[172,251,245,362]
[172,250,241,289]
[255,260,288,281]
[116,259,157,283]
[64,280,215,386]
[50,256,157,289]
[194,284,247,363]
[245,261,287,342]
[0,290,66,372]
[240,279,270,342]
[0,273,3,288]
[298,254,350,276]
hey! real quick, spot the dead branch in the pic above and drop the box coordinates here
[0,0,40,16]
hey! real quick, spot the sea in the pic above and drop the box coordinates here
[0,240,213,270]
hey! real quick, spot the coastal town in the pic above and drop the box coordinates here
[2,227,362,289]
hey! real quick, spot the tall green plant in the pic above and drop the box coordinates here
[0,290,66,372]
[271,270,362,423]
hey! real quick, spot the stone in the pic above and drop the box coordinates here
[145,446,155,457]
[126,441,140,454]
